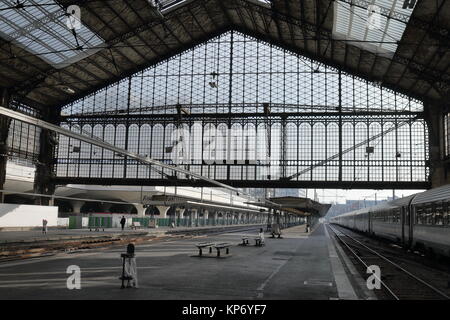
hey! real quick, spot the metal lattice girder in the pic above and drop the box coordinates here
[62,102,422,117]
[61,110,422,125]
[287,116,418,181]
[50,176,430,189]
[55,30,428,188]
[0,106,257,200]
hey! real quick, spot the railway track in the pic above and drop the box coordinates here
[0,224,267,262]
[327,224,450,300]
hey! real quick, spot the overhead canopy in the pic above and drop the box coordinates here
[247,196,331,216]
[0,0,448,111]
[143,194,264,213]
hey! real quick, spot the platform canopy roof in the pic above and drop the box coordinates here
[247,196,331,216]
[0,0,449,111]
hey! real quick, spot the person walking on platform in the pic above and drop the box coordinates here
[120,216,126,231]
[42,219,48,234]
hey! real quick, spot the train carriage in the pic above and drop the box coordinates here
[330,185,450,258]
[409,185,450,257]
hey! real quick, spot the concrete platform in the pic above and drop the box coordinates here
[0,223,366,300]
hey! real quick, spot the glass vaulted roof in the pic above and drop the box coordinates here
[0,0,104,69]
[333,0,416,57]
[157,0,271,11]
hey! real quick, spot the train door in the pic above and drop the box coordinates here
[407,205,414,247]
[401,206,405,245]
[402,205,413,248]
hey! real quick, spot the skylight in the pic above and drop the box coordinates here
[157,0,190,12]
[156,0,272,12]
[333,0,416,56]
[0,0,104,68]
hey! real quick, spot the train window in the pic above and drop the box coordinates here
[416,206,424,225]
[415,207,420,224]
[435,203,444,226]
[444,202,450,226]
[394,209,400,223]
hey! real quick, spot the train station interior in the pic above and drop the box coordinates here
[0,0,449,303]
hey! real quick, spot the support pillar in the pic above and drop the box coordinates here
[200,208,206,226]
[203,209,209,225]
[71,200,84,215]
[275,209,280,225]
[134,204,146,217]
[426,102,450,187]
[34,107,59,206]
[176,207,185,226]
[156,206,170,218]
[0,89,11,204]
[207,211,215,225]
[191,209,198,227]
[268,208,273,225]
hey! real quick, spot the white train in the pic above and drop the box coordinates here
[330,184,450,258]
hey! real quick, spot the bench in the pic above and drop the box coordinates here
[254,236,265,246]
[241,237,250,246]
[130,222,142,230]
[195,242,215,256]
[89,226,104,232]
[214,243,231,257]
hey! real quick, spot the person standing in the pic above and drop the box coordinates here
[123,243,138,288]
[120,216,126,231]
[258,228,265,246]
[42,219,48,234]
